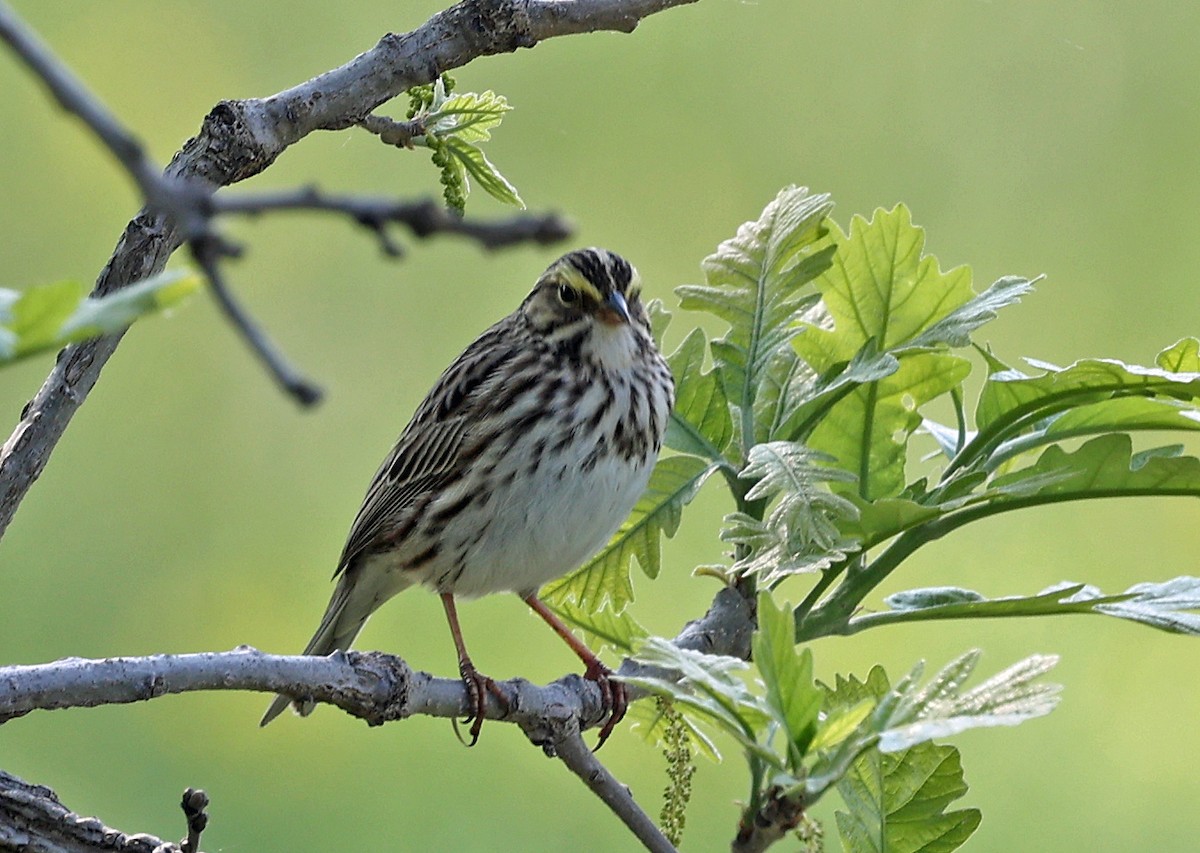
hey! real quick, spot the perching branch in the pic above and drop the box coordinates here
[0,0,699,542]
[0,588,753,852]
[0,589,752,725]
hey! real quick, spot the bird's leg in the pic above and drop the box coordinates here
[440,593,507,746]
[521,594,627,750]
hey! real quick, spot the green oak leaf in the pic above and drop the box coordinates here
[542,455,715,613]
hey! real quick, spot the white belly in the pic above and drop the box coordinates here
[442,447,653,598]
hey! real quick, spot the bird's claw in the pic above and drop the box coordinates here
[453,661,508,747]
[585,661,626,751]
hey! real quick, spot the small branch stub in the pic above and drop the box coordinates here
[179,788,209,853]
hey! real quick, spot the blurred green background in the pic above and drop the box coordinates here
[2,1,1199,850]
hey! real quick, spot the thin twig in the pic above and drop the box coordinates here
[358,113,428,149]
[188,238,323,406]
[179,788,209,853]
[211,188,573,255]
[0,1,204,236]
[0,0,699,542]
[553,731,678,853]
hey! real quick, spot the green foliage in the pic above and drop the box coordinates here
[868,577,1200,635]
[676,186,835,455]
[834,743,979,853]
[724,443,860,583]
[624,601,1057,850]
[0,270,198,364]
[542,455,716,614]
[404,76,522,213]
[546,184,1200,849]
[664,328,735,462]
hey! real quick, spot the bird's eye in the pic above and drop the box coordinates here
[557,284,578,305]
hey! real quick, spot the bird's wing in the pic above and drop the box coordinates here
[332,321,517,575]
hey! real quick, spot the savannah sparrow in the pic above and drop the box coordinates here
[262,248,674,746]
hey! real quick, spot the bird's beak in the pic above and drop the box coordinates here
[598,291,631,326]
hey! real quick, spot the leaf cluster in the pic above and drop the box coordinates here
[544,184,1200,850]
[404,75,523,213]
[624,595,1058,848]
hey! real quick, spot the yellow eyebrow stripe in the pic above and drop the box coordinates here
[555,263,604,301]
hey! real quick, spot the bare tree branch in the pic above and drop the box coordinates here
[0,769,185,853]
[0,588,752,852]
[188,236,325,405]
[0,589,752,724]
[551,732,678,853]
[211,189,573,255]
[0,0,699,541]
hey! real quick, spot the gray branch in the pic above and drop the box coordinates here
[210,188,573,255]
[0,769,183,853]
[0,0,699,542]
[0,588,753,853]
[552,733,677,853]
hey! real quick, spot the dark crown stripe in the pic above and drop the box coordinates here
[569,249,610,292]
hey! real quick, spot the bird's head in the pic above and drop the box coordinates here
[522,248,652,369]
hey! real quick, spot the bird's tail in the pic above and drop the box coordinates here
[260,572,395,727]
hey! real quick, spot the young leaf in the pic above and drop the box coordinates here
[988,433,1200,505]
[820,666,981,853]
[677,186,835,454]
[835,743,981,853]
[541,455,715,612]
[627,695,722,762]
[622,638,777,764]
[840,496,944,549]
[0,270,198,364]
[878,651,1060,752]
[419,86,521,211]
[794,204,975,368]
[442,137,524,208]
[922,417,972,460]
[428,89,511,143]
[4,279,84,357]
[59,270,198,339]
[753,593,822,765]
[665,328,734,461]
[1041,396,1200,442]
[772,344,900,444]
[975,354,1200,436]
[543,598,648,655]
[1065,576,1200,635]
[808,697,875,753]
[805,352,971,500]
[908,275,1036,349]
[646,299,672,347]
[1157,337,1200,372]
[726,442,861,583]
[847,576,1200,636]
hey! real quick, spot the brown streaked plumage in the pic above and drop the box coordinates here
[262,248,674,746]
